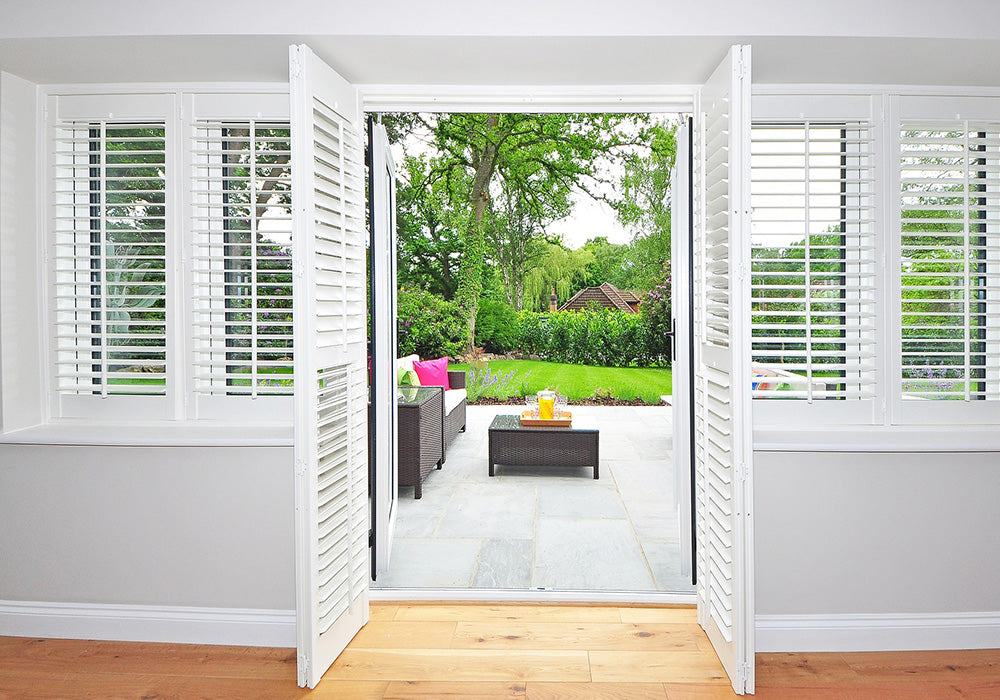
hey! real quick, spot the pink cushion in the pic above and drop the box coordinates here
[412,356,450,389]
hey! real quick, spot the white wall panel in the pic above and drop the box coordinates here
[0,445,294,610]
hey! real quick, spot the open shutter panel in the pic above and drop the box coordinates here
[693,44,755,695]
[899,122,1000,401]
[290,44,369,690]
[750,122,878,400]
[191,121,294,397]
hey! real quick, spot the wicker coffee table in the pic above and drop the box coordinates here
[488,414,599,478]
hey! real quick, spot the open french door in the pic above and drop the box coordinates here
[368,120,399,577]
[692,45,755,694]
[671,117,694,584]
[290,44,370,688]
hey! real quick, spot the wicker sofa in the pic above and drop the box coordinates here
[397,354,467,457]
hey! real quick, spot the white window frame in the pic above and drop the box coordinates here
[889,94,1000,426]
[40,87,292,427]
[750,93,883,428]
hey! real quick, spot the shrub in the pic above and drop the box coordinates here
[474,300,520,353]
[397,287,467,359]
[512,308,666,367]
[640,264,672,365]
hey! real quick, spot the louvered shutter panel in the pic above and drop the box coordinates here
[750,123,877,400]
[693,45,755,695]
[191,121,294,397]
[290,44,369,689]
[52,122,168,397]
[899,122,1000,402]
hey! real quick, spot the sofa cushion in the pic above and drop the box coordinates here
[443,388,467,415]
[413,356,450,388]
[397,366,420,386]
[397,354,420,374]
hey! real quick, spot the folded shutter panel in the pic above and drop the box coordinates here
[693,44,755,695]
[290,44,369,689]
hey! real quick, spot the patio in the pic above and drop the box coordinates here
[372,404,693,593]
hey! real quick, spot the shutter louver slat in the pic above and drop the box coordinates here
[52,121,168,397]
[750,122,877,401]
[191,121,293,396]
[900,121,1000,401]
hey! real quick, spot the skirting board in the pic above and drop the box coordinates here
[757,612,1000,652]
[0,600,295,647]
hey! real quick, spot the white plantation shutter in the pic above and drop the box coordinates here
[191,121,294,398]
[899,122,1000,404]
[290,44,369,689]
[693,45,754,695]
[52,121,168,399]
[750,123,877,401]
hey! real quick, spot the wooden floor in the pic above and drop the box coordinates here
[1,603,998,699]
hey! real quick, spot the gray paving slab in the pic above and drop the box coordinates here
[533,517,656,591]
[372,404,688,593]
[472,538,533,588]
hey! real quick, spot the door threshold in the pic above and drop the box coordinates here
[369,587,697,605]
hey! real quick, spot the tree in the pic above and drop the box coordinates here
[613,120,678,290]
[486,187,549,311]
[418,112,649,349]
[396,154,468,299]
[523,242,595,311]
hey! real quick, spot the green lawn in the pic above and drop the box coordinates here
[450,359,672,404]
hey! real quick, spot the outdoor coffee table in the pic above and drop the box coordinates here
[488,414,599,478]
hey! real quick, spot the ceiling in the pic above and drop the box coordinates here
[2,34,1000,89]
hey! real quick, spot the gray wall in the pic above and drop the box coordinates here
[755,450,1000,616]
[0,445,294,609]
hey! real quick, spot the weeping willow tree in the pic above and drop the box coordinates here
[523,242,595,311]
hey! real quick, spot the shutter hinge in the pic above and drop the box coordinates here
[735,461,749,482]
[297,651,310,687]
[368,528,374,548]
[294,261,305,279]
[294,458,308,477]
[290,55,302,79]
[738,660,752,685]
[737,58,747,81]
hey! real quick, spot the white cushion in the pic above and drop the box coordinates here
[443,388,467,415]
[396,354,420,374]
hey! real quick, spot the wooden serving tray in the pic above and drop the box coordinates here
[520,410,573,428]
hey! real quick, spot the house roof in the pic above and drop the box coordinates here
[558,282,638,313]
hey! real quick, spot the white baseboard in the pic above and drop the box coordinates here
[757,611,1000,652]
[0,600,295,647]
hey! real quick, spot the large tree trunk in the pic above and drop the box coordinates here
[456,114,502,353]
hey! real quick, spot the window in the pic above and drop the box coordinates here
[750,122,877,404]
[192,121,293,397]
[899,122,1000,402]
[52,122,168,397]
[45,91,292,424]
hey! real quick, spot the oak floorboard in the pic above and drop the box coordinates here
[393,604,621,623]
[526,681,669,700]
[0,638,296,680]
[755,652,861,686]
[452,621,704,651]
[351,621,457,649]
[368,603,400,621]
[382,680,527,698]
[326,648,592,682]
[840,649,1000,682]
[618,607,699,624]
[662,682,740,699]
[589,650,729,684]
